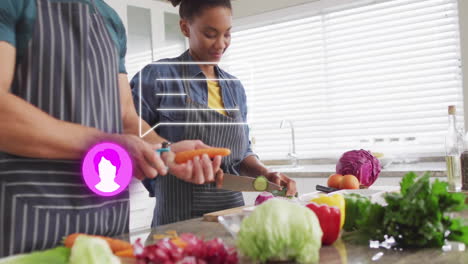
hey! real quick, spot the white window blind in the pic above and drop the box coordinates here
[224,0,464,160]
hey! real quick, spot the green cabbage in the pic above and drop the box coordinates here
[68,236,120,264]
[237,199,323,263]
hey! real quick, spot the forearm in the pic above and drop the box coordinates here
[240,155,269,177]
[0,92,107,159]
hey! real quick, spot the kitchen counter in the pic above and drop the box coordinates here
[268,162,447,178]
[120,210,468,264]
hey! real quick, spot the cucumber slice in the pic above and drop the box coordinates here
[253,176,269,191]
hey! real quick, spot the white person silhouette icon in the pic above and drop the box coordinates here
[93,149,121,193]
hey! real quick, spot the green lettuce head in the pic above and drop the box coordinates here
[237,199,323,263]
[69,235,120,264]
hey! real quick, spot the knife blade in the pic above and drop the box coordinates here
[219,173,282,192]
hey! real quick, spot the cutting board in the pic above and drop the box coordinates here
[203,206,250,222]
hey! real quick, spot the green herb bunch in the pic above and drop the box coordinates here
[344,172,468,248]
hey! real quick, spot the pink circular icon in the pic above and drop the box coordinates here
[82,142,133,196]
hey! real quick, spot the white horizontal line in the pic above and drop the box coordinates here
[16,194,95,198]
[33,199,129,210]
[6,182,84,187]
[0,159,76,164]
[150,62,219,65]
[141,122,248,137]
[156,93,187,96]
[0,170,79,175]
[157,108,239,111]
[156,78,240,81]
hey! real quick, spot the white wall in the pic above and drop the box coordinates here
[148,0,320,18]
[459,0,468,131]
[232,0,319,18]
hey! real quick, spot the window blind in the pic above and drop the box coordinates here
[224,0,463,160]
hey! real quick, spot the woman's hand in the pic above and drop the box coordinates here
[239,156,297,196]
[165,140,222,184]
[263,171,297,196]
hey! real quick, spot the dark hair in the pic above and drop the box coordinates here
[169,0,232,21]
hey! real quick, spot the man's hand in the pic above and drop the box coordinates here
[170,140,210,152]
[263,171,297,196]
[165,140,222,185]
[110,134,167,180]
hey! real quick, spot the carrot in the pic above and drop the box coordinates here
[64,233,132,253]
[170,237,187,249]
[115,248,135,258]
[175,148,231,164]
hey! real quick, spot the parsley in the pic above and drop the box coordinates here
[343,172,468,248]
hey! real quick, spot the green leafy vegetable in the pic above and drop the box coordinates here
[343,193,372,232]
[69,235,120,264]
[237,199,323,263]
[1,247,70,264]
[343,172,468,248]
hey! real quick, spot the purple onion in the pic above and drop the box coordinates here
[255,192,275,206]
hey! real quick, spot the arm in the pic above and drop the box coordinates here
[236,84,297,195]
[240,155,269,177]
[0,41,106,159]
[0,42,169,181]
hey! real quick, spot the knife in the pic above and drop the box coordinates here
[219,173,282,193]
[316,185,339,193]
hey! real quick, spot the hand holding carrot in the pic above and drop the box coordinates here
[164,140,225,185]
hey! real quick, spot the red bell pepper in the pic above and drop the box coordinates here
[306,202,341,245]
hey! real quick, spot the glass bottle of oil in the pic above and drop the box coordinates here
[445,105,461,191]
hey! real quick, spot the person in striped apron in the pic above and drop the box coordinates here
[131,0,297,226]
[0,0,222,257]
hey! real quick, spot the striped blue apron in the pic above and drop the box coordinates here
[0,0,128,257]
[152,64,247,226]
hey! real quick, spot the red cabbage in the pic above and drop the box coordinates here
[336,149,381,187]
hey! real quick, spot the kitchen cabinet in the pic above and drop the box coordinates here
[104,0,187,77]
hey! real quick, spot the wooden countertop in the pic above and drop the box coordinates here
[121,210,468,264]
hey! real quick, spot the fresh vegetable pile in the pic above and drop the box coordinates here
[343,172,468,248]
[237,199,323,264]
[2,234,129,264]
[336,149,381,187]
[134,233,238,264]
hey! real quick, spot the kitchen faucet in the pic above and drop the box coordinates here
[280,120,298,167]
